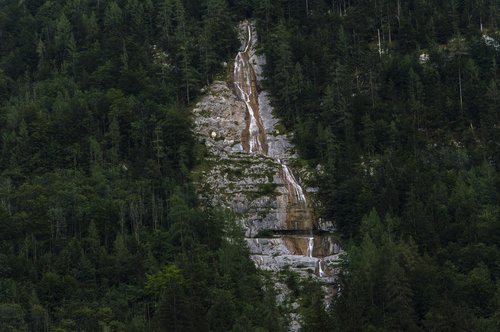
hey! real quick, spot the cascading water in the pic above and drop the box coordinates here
[233,21,317,252]
[318,259,325,277]
[307,237,314,258]
[233,23,268,154]
[226,20,341,280]
[234,21,314,235]
[279,160,307,203]
[194,19,342,331]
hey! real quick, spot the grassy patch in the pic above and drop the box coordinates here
[260,182,278,196]
[273,122,287,136]
[199,109,211,117]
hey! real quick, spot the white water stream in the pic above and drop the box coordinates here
[233,23,266,154]
[318,259,325,277]
[280,161,307,203]
[306,237,314,257]
[232,21,340,271]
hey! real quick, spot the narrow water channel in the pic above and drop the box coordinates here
[232,21,339,264]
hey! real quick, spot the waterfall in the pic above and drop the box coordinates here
[233,21,268,154]
[233,55,260,152]
[306,237,314,257]
[227,21,342,276]
[281,162,307,203]
[233,21,313,234]
[194,23,341,327]
[233,20,316,254]
[318,259,325,277]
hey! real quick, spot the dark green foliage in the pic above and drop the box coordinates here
[0,1,283,331]
[2,0,500,330]
[248,0,500,330]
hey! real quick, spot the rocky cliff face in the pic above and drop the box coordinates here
[192,21,342,282]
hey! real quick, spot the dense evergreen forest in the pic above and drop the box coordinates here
[0,0,498,331]
[252,0,500,331]
[0,0,282,331]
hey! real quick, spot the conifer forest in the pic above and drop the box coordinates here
[0,0,499,331]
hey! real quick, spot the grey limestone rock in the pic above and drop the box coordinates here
[192,21,341,288]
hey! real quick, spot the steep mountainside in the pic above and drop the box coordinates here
[193,21,342,280]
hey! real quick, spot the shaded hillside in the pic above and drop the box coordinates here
[249,1,500,330]
[0,1,283,331]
